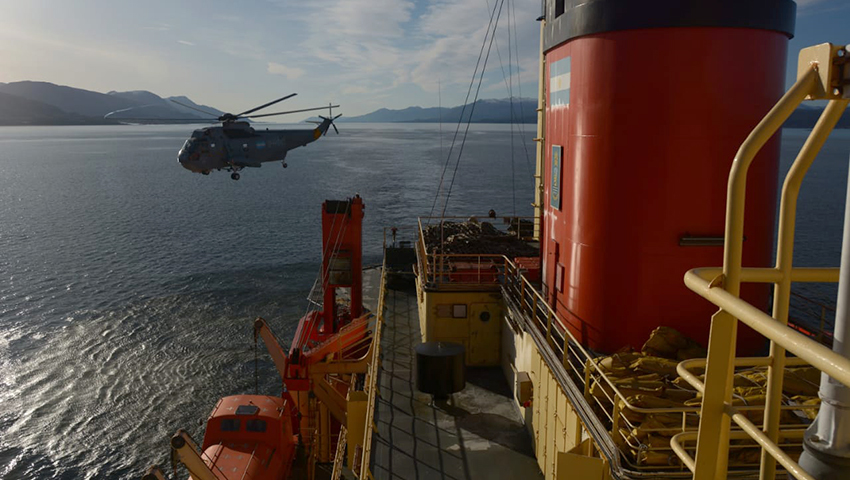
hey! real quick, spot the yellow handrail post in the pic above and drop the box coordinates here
[611,398,621,437]
[520,275,526,311]
[563,334,570,368]
[693,67,818,480]
[761,97,850,480]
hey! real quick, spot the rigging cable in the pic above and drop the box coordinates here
[440,0,506,219]
[427,0,503,223]
[487,0,534,184]
[302,211,350,347]
[300,207,346,347]
[507,0,516,216]
[510,0,534,181]
[486,0,534,183]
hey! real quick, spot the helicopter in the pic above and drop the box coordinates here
[106,94,341,180]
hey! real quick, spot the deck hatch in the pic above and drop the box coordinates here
[236,405,260,416]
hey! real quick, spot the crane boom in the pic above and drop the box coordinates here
[169,430,219,480]
[253,317,289,381]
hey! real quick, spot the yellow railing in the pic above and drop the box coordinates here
[416,215,537,287]
[678,43,850,480]
[501,260,820,476]
[356,257,387,479]
[789,291,836,345]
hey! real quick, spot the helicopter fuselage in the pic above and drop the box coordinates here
[177,120,329,176]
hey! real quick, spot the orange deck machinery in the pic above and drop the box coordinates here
[147,197,373,480]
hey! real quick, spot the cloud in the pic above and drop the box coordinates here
[343,85,371,95]
[177,40,195,46]
[267,62,306,80]
[409,0,539,95]
[298,0,414,83]
[144,23,172,31]
[311,0,414,39]
[295,0,536,100]
[797,0,849,16]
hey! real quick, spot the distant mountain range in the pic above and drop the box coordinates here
[0,91,107,126]
[0,80,846,128]
[340,98,538,123]
[0,81,223,125]
[341,99,850,128]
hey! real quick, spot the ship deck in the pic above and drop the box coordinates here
[367,274,542,480]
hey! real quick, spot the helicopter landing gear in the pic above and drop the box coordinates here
[282,161,288,168]
[231,173,240,181]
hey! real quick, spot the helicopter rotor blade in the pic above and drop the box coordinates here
[169,99,220,118]
[106,117,220,123]
[104,104,163,118]
[332,123,339,134]
[236,93,297,117]
[242,105,340,120]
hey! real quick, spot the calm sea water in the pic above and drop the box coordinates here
[0,123,847,479]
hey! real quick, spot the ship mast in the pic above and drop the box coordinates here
[532,10,545,241]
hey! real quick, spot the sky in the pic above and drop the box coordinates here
[0,0,847,117]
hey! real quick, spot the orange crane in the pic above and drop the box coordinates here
[146,197,372,480]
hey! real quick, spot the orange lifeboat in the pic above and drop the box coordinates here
[195,395,298,479]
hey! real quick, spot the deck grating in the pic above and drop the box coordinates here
[369,286,542,480]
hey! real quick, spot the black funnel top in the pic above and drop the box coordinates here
[542,0,796,51]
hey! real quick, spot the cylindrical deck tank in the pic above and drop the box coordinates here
[540,0,796,353]
[415,342,466,399]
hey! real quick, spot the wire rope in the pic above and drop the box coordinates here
[485,0,534,184]
[507,0,516,216]
[510,0,534,180]
[440,0,506,219]
[426,0,503,222]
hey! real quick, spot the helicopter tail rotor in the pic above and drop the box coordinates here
[317,113,342,135]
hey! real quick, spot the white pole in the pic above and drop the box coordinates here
[799,150,850,477]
